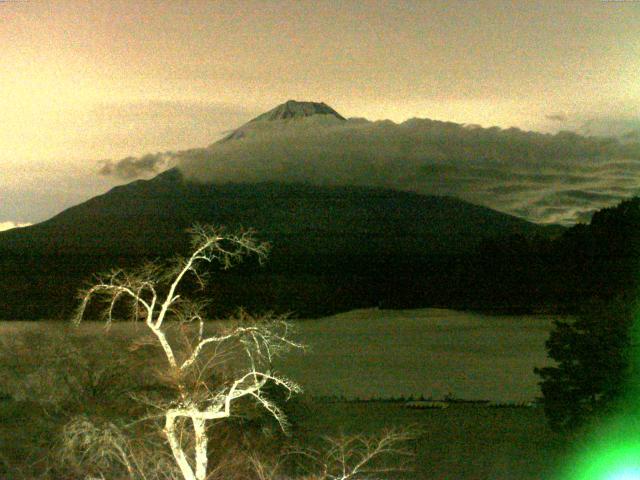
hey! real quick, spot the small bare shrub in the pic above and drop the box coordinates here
[0,329,141,409]
[56,414,183,480]
[290,428,418,480]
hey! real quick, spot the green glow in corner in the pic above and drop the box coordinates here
[565,439,640,479]
[560,302,640,480]
[607,467,640,480]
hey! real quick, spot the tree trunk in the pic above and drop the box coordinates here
[193,416,209,480]
[165,414,197,480]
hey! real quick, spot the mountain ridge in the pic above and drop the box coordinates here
[0,168,565,318]
[0,168,561,257]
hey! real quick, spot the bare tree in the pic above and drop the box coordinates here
[74,225,303,480]
[246,428,418,480]
[293,429,417,480]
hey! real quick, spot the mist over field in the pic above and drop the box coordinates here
[1,308,555,403]
[103,115,640,225]
[280,308,555,402]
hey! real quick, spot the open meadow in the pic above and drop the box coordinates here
[280,308,558,402]
[0,308,574,479]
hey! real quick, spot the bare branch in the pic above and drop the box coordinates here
[291,428,420,480]
[72,225,299,480]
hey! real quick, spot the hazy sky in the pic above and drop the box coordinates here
[1,0,639,226]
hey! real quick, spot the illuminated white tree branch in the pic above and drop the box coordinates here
[74,226,301,480]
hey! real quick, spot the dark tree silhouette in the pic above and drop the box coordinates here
[535,297,638,432]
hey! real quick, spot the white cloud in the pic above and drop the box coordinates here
[0,221,32,232]
[100,115,640,225]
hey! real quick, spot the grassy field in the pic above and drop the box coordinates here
[0,311,569,479]
[280,308,557,402]
[1,307,559,402]
[296,401,570,480]
[0,397,570,479]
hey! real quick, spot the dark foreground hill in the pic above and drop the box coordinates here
[0,169,560,319]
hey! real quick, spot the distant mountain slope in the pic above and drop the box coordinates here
[0,168,559,259]
[0,169,563,319]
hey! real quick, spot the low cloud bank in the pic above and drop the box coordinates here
[545,113,568,122]
[579,117,640,141]
[101,116,640,225]
[99,153,174,179]
[0,221,32,232]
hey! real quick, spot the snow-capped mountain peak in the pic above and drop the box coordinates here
[219,100,346,142]
[249,100,346,123]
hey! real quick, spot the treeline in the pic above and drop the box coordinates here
[463,197,640,313]
[1,197,639,320]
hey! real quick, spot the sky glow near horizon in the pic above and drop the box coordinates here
[1,0,639,224]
